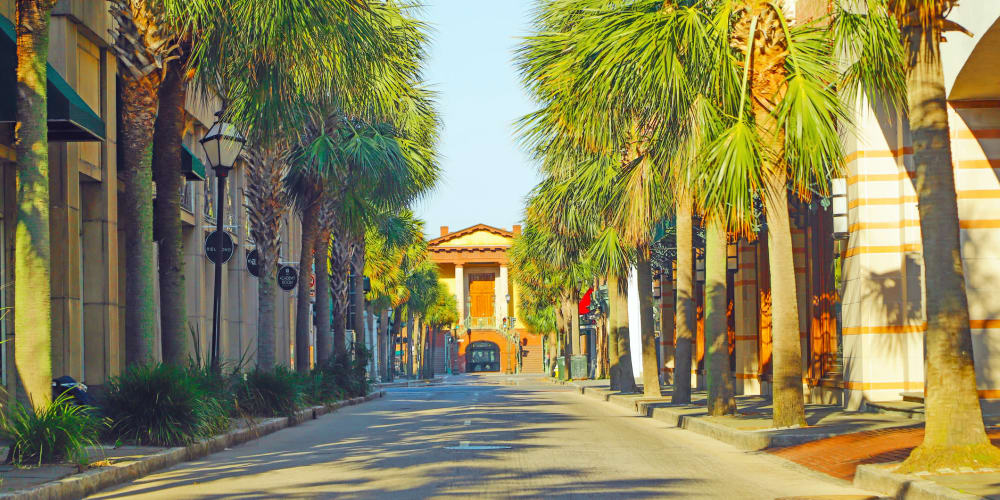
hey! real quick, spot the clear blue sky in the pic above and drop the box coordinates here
[414,0,539,238]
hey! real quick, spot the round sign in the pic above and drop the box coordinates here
[246,249,260,277]
[277,265,298,291]
[205,231,235,264]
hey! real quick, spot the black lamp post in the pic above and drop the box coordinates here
[201,110,246,371]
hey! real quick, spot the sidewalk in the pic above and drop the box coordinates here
[556,379,921,450]
[553,378,1000,499]
[0,392,384,500]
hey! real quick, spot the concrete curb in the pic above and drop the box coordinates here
[553,378,863,452]
[854,464,982,500]
[1,391,385,500]
[376,377,445,389]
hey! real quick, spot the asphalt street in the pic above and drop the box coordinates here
[88,375,877,499]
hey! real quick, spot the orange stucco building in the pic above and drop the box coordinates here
[428,224,543,374]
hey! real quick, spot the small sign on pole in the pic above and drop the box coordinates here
[205,231,235,264]
[246,249,260,277]
[277,265,298,291]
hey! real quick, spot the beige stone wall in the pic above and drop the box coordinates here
[951,101,1000,398]
[0,2,304,397]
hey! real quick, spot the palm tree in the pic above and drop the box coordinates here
[242,146,288,369]
[13,0,60,407]
[148,0,209,365]
[425,284,458,378]
[520,0,849,426]
[365,209,424,379]
[703,219,737,415]
[314,203,335,364]
[108,0,179,365]
[834,0,1000,472]
[193,0,419,370]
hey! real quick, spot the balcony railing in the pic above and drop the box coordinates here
[465,316,497,330]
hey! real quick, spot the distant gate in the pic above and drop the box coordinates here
[466,341,500,372]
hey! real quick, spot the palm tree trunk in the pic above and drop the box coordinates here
[14,0,57,407]
[354,237,367,357]
[898,28,1000,472]
[609,275,637,393]
[595,314,607,379]
[546,332,558,377]
[762,166,806,427]
[151,65,189,365]
[560,292,573,379]
[405,309,414,378]
[245,149,286,371]
[379,308,389,380]
[637,256,661,398]
[329,232,351,358]
[391,306,403,380]
[294,207,319,372]
[120,77,160,366]
[428,326,437,378]
[314,229,332,364]
[705,219,736,416]
[660,269,675,384]
[257,263,277,370]
[674,195,696,403]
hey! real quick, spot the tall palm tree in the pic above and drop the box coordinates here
[365,209,423,379]
[314,202,335,364]
[13,0,59,407]
[196,0,416,369]
[520,0,848,426]
[108,0,180,366]
[834,0,1000,472]
[425,284,458,377]
[148,0,209,365]
[242,146,288,369]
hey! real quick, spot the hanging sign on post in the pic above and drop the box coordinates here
[278,265,298,291]
[246,249,260,277]
[205,231,235,264]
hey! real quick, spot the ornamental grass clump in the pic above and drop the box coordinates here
[1,393,106,467]
[235,367,304,417]
[104,363,228,446]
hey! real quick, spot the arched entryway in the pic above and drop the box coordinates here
[466,341,500,372]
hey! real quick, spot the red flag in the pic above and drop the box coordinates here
[578,287,594,315]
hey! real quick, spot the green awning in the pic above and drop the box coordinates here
[182,144,206,181]
[0,15,105,142]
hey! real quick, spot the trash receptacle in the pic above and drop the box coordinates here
[555,357,568,380]
[570,355,588,379]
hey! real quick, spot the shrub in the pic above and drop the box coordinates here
[235,367,303,417]
[104,363,228,446]
[1,393,105,466]
[186,365,236,435]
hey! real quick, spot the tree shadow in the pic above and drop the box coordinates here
[89,383,697,499]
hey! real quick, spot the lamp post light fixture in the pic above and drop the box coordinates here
[695,256,706,283]
[831,177,849,239]
[202,109,246,371]
[727,241,739,271]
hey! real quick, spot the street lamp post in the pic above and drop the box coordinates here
[201,110,246,372]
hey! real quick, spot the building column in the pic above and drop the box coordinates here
[496,264,509,323]
[792,227,809,375]
[50,144,84,381]
[734,241,760,395]
[454,264,465,324]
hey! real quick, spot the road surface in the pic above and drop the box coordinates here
[89,375,876,499]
